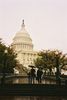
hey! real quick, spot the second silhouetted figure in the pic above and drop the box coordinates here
[37,68,43,84]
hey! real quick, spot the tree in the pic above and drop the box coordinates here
[34,50,67,76]
[0,40,18,74]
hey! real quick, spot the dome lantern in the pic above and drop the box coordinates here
[21,19,25,28]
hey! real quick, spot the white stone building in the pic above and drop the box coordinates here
[11,20,38,68]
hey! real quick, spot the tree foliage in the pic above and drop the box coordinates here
[0,40,18,73]
[34,50,67,74]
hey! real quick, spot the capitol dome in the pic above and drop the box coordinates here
[12,20,33,51]
[12,20,37,68]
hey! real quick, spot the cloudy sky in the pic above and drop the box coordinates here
[0,0,67,53]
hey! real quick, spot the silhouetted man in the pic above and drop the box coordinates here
[37,68,43,84]
[30,67,36,84]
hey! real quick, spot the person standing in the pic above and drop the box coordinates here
[37,68,43,84]
[30,67,36,84]
[28,71,31,84]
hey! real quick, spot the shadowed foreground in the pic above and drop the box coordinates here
[0,84,67,96]
[0,96,67,100]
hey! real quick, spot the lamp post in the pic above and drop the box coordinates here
[1,49,8,84]
[55,52,61,85]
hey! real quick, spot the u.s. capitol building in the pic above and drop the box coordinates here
[11,20,38,68]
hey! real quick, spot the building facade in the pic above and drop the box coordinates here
[12,20,37,68]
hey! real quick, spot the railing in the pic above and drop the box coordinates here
[0,73,67,85]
